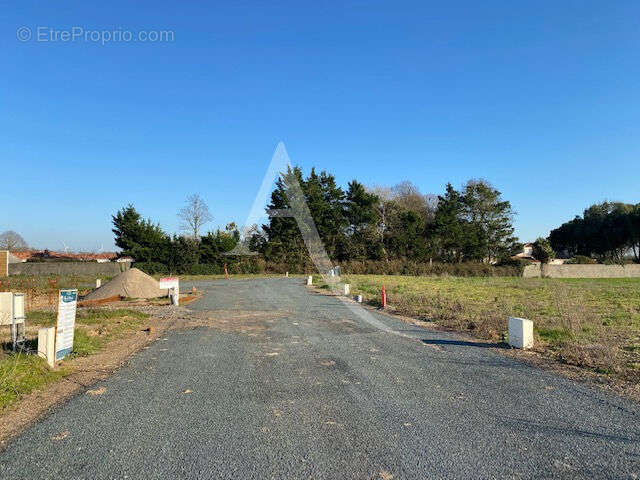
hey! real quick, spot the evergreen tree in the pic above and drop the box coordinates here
[532,237,554,264]
[387,210,427,260]
[303,168,346,259]
[200,224,240,265]
[262,167,308,266]
[318,170,348,259]
[550,201,638,263]
[461,180,518,262]
[344,180,381,260]
[112,205,170,263]
[432,184,468,262]
[168,235,200,273]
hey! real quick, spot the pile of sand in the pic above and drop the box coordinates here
[84,268,165,300]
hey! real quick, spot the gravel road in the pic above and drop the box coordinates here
[1,278,639,479]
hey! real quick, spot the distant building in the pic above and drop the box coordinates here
[514,243,538,262]
[7,252,24,263]
[513,243,566,264]
[8,249,118,262]
[9,251,30,262]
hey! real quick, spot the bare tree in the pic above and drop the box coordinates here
[368,185,394,238]
[0,231,28,251]
[391,181,438,222]
[178,194,213,239]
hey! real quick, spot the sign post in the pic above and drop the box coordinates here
[55,289,77,362]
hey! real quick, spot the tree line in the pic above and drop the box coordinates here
[549,201,640,263]
[253,167,519,266]
[112,167,521,274]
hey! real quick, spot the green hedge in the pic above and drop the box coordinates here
[132,262,169,275]
[134,258,523,277]
[339,260,522,277]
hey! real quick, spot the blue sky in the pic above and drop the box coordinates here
[2,1,639,250]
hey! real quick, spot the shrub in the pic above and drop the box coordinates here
[135,258,522,277]
[339,260,521,277]
[532,237,555,264]
[133,262,169,275]
[566,255,597,265]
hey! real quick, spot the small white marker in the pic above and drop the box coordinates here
[508,317,534,349]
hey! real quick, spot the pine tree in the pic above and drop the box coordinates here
[262,167,308,266]
[112,205,170,262]
[432,184,468,262]
[345,180,381,260]
[461,180,518,262]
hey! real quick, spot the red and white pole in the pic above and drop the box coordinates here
[381,284,387,309]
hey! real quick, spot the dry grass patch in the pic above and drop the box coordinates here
[342,275,640,383]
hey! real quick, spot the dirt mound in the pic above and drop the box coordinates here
[84,268,165,300]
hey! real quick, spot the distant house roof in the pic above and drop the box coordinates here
[513,243,540,263]
[11,250,34,260]
[75,252,118,261]
[7,252,24,263]
[9,249,118,262]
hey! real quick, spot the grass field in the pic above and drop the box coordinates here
[341,275,640,381]
[0,308,148,410]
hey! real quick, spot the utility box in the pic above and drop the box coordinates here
[0,292,26,350]
[0,292,13,326]
[509,317,534,349]
[38,327,56,368]
[0,292,25,326]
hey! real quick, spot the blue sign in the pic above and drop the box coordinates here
[60,290,77,303]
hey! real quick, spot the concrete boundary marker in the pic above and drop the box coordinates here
[508,317,533,349]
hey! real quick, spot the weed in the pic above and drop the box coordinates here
[0,354,67,410]
[72,328,105,357]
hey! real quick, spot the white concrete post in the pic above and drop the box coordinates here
[306,275,313,286]
[96,278,101,288]
[343,284,350,296]
[38,327,56,368]
[285,272,289,277]
[508,317,534,349]
[171,287,179,306]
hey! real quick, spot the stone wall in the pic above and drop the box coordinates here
[523,263,640,278]
[8,261,129,277]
